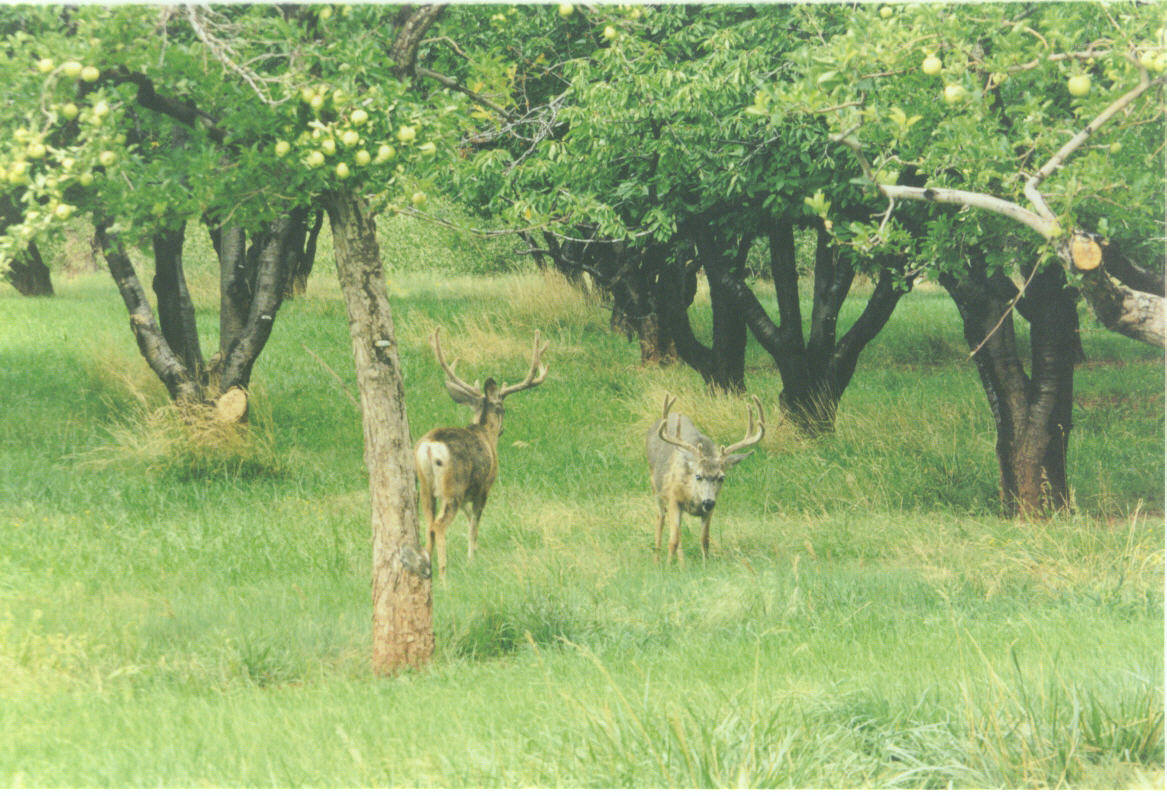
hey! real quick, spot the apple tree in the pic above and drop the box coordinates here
[773,2,1164,512]
[454,4,922,434]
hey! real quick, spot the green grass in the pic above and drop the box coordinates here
[0,211,1162,787]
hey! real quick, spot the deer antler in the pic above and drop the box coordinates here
[656,392,703,456]
[721,395,765,456]
[432,327,483,404]
[498,330,549,398]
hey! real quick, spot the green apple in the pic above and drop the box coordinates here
[1067,74,1091,97]
[78,171,94,186]
[26,142,46,159]
[603,25,617,40]
[335,162,350,179]
[942,84,966,104]
[396,125,417,143]
[350,108,369,126]
[60,157,74,170]
[60,102,79,120]
[558,3,573,17]
[355,149,371,166]
[341,130,360,148]
[418,141,436,156]
[53,203,73,220]
[300,86,316,103]
[92,100,110,118]
[80,65,100,82]
[922,55,942,76]
[879,5,893,18]
[36,58,54,74]
[375,143,396,162]
[318,5,332,20]
[410,190,427,207]
[274,140,291,157]
[306,150,325,168]
[98,150,117,167]
[309,93,325,110]
[61,60,83,78]
[321,139,336,155]
[1109,141,1122,154]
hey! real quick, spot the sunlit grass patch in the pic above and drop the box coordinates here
[74,381,285,480]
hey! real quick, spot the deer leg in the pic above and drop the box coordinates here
[431,500,458,581]
[467,497,486,562]
[654,500,666,556]
[666,502,683,565]
[699,512,713,560]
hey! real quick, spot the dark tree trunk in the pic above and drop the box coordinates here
[152,224,204,383]
[219,216,295,393]
[285,207,324,298]
[324,189,434,675]
[209,224,249,370]
[714,220,914,435]
[940,256,1076,516]
[94,220,203,404]
[698,231,749,392]
[5,242,53,296]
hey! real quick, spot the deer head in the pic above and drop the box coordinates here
[656,392,765,513]
[430,327,549,436]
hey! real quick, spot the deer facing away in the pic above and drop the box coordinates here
[645,393,764,563]
[414,328,548,580]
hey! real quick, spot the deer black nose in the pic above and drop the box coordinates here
[701,499,716,512]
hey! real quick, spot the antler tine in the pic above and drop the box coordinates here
[660,392,677,420]
[656,394,702,456]
[722,394,766,455]
[499,330,550,398]
[431,326,482,399]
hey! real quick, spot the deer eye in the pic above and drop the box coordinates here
[694,475,703,481]
[717,475,725,483]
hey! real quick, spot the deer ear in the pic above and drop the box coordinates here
[722,450,754,469]
[482,378,501,402]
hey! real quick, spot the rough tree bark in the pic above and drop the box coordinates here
[152,224,204,381]
[940,256,1077,516]
[325,190,434,674]
[94,219,204,404]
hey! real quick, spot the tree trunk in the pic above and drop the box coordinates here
[324,190,433,675]
[940,258,1075,516]
[94,220,203,404]
[5,242,53,296]
[285,207,324,298]
[152,224,204,383]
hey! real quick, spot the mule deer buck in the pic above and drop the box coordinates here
[414,327,548,579]
[646,393,764,563]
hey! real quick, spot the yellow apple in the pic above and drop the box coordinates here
[341,130,360,148]
[61,60,83,78]
[80,65,100,82]
[60,102,79,120]
[879,6,893,18]
[943,84,966,104]
[26,142,46,159]
[78,172,94,186]
[98,150,117,167]
[1067,74,1091,97]
[92,100,110,118]
[558,3,573,17]
[54,203,74,220]
[274,140,291,157]
[603,25,617,40]
[418,142,436,156]
[309,93,325,110]
[375,143,396,162]
[321,139,336,155]
[355,149,371,166]
[335,161,350,179]
[410,191,427,207]
[306,150,325,168]
[350,108,368,126]
[36,58,54,74]
[396,125,417,143]
[922,55,942,76]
